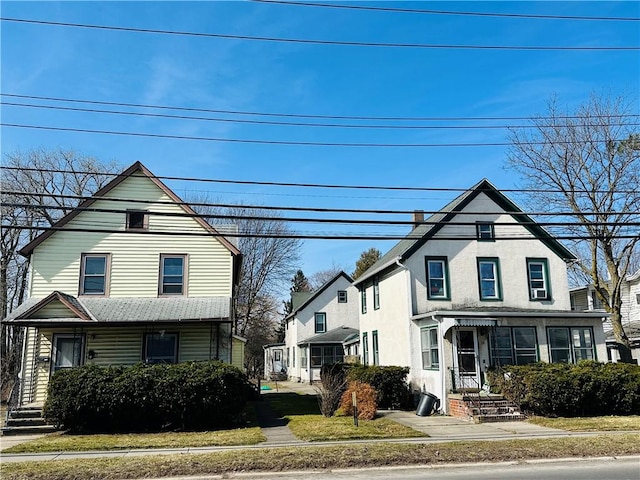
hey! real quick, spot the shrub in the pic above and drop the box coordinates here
[346,365,412,409]
[43,361,252,432]
[488,361,640,417]
[339,381,378,420]
[316,363,347,417]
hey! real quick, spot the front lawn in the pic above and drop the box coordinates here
[528,415,640,431]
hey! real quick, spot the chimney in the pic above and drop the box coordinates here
[413,210,424,228]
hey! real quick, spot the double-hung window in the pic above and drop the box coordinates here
[373,278,380,310]
[160,254,187,295]
[490,327,538,366]
[362,332,369,366]
[361,288,367,314]
[314,312,326,333]
[426,257,449,300]
[527,258,550,300]
[420,326,439,369]
[80,253,109,295]
[477,257,502,300]
[548,327,595,363]
[476,222,495,240]
[144,332,178,364]
[372,330,379,365]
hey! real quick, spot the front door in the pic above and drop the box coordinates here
[453,328,480,391]
[52,335,85,374]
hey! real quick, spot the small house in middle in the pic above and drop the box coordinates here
[283,271,359,383]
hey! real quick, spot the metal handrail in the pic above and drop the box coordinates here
[451,367,502,417]
[5,377,21,425]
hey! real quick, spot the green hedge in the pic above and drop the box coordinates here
[346,365,413,409]
[487,361,640,417]
[43,361,252,433]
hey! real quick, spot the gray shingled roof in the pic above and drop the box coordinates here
[3,294,231,324]
[299,326,359,345]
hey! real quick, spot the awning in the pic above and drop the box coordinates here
[441,317,497,334]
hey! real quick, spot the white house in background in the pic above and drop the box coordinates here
[283,271,359,383]
[2,162,244,406]
[353,179,608,414]
[263,342,286,379]
[571,269,640,363]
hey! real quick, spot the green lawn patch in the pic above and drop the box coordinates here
[528,415,640,431]
[3,434,639,480]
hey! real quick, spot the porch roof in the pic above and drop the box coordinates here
[3,293,232,326]
[298,326,359,346]
[412,308,609,322]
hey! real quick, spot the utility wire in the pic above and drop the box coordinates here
[3,167,639,196]
[252,1,640,22]
[4,202,638,228]
[6,102,639,131]
[6,224,638,241]
[1,17,637,51]
[2,190,636,217]
[3,123,634,148]
[4,93,639,122]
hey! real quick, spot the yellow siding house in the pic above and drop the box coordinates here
[3,162,244,406]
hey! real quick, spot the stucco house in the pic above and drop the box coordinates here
[570,269,640,363]
[283,271,359,383]
[353,179,608,415]
[3,161,244,409]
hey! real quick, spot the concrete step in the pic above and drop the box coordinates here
[1,424,56,436]
[474,413,527,423]
[5,417,50,428]
[8,409,43,419]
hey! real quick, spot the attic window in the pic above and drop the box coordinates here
[476,222,495,241]
[127,210,148,230]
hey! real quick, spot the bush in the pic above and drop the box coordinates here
[43,361,252,432]
[346,365,412,409]
[339,381,378,420]
[488,361,640,417]
[316,363,347,417]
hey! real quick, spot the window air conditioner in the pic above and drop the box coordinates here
[533,289,547,299]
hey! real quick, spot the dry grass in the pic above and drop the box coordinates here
[3,434,639,480]
[2,428,266,454]
[527,415,640,431]
[287,414,424,441]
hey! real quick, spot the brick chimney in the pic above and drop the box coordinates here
[413,210,424,228]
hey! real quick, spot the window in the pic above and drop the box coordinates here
[527,258,550,300]
[80,254,109,295]
[286,348,290,367]
[310,345,344,367]
[292,346,296,368]
[274,350,282,362]
[426,257,449,300]
[420,326,439,369]
[126,210,148,230]
[373,278,380,310]
[144,333,178,364]
[372,330,379,365]
[53,335,85,372]
[362,332,369,366]
[361,288,367,314]
[301,348,307,368]
[490,327,538,366]
[314,312,326,333]
[338,290,348,303]
[476,222,495,240]
[160,255,186,295]
[477,258,502,300]
[548,327,595,363]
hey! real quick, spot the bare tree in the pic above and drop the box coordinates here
[309,262,346,290]
[1,147,119,397]
[507,93,640,362]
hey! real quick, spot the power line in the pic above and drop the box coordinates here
[5,202,638,228]
[6,101,639,131]
[3,123,634,148]
[252,1,640,22]
[1,17,637,51]
[3,167,640,196]
[5,224,638,242]
[2,190,637,218]
[4,93,639,122]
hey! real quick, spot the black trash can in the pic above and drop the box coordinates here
[416,392,440,416]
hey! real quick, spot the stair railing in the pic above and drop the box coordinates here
[5,376,21,425]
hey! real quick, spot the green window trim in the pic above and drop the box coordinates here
[372,330,379,365]
[361,288,367,314]
[373,278,380,310]
[527,258,552,301]
[490,327,538,366]
[314,312,327,333]
[547,326,596,364]
[362,332,369,366]
[420,326,439,369]
[476,222,495,241]
[426,256,451,300]
[476,257,503,301]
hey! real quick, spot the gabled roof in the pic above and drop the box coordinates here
[354,179,576,286]
[298,326,359,345]
[285,271,354,321]
[3,293,231,325]
[19,161,241,259]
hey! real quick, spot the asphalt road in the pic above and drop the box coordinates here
[194,457,640,480]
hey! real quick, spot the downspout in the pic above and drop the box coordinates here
[216,323,221,360]
[438,315,447,413]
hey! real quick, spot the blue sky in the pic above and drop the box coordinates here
[2,1,639,280]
